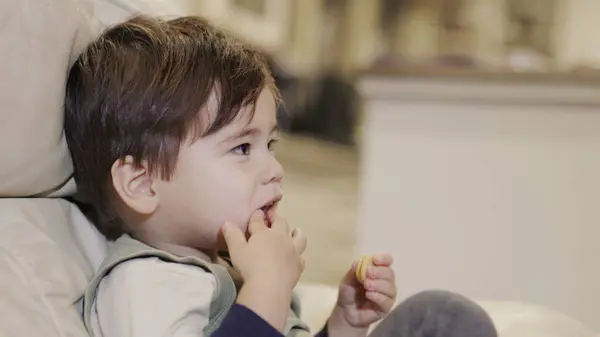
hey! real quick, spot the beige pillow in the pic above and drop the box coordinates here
[0,198,107,337]
[478,300,599,337]
[0,0,96,197]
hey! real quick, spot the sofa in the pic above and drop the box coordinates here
[0,0,598,336]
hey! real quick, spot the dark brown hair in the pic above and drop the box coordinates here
[64,15,278,239]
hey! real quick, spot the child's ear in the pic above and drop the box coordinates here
[111,156,158,215]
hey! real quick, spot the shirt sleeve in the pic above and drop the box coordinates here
[212,304,285,337]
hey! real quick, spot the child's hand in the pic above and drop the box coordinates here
[223,210,306,289]
[328,254,396,336]
[221,211,307,331]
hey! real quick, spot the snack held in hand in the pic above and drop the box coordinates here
[355,254,373,284]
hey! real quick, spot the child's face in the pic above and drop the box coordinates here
[152,88,283,251]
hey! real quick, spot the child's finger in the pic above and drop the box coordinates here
[363,279,396,299]
[291,228,307,255]
[367,266,395,282]
[270,213,290,235]
[365,291,395,313]
[372,254,393,266]
[222,222,247,254]
[248,211,268,234]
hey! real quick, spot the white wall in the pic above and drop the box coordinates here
[356,75,600,331]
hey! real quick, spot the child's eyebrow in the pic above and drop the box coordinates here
[221,125,279,144]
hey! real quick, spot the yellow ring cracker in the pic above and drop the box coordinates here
[354,256,364,281]
[355,255,373,284]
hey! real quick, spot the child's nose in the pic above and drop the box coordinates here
[262,156,284,184]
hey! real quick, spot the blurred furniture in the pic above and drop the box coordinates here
[355,66,600,332]
[195,0,292,53]
[288,73,359,146]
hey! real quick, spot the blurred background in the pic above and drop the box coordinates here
[95,0,600,329]
[155,0,600,284]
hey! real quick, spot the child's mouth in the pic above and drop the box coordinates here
[260,197,281,228]
[261,203,274,227]
[263,209,272,228]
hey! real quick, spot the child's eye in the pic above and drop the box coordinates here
[268,139,279,151]
[231,143,251,155]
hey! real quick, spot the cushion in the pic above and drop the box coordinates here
[295,282,339,333]
[0,0,97,197]
[478,300,599,337]
[0,199,107,337]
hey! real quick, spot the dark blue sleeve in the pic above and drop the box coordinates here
[212,304,284,337]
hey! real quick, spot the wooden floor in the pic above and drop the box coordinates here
[275,133,359,286]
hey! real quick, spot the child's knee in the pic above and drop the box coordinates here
[382,290,497,337]
[404,289,478,308]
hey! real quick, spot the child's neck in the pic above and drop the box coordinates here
[166,243,218,263]
[136,234,219,263]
